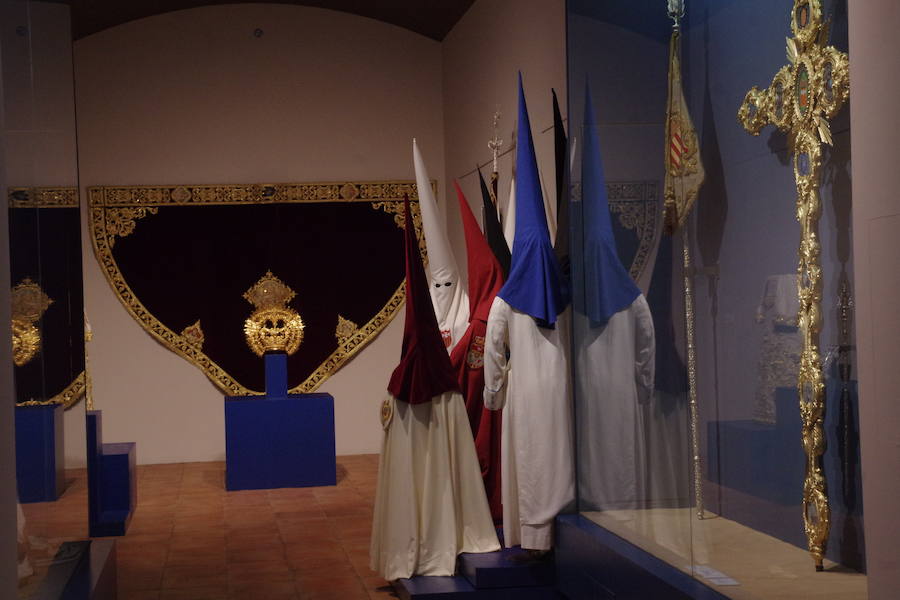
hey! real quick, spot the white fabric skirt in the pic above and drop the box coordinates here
[370,391,500,581]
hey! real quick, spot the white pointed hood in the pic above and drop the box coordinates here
[412,139,469,351]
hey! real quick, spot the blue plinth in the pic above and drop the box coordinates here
[459,547,555,589]
[15,403,65,502]
[87,411,136,537]
[265,352,288,398]
[224,393,336,490]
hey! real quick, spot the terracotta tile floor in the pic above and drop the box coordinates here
[20,454,397,600]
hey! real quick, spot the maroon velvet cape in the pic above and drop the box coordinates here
[387,196,460,405]
[448,181,504,521]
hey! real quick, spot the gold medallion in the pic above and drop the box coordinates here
[380,397,393,429]
[10,278,53,366]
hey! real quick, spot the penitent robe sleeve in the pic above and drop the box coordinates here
[483,296,511,411]
[633,295,656,404]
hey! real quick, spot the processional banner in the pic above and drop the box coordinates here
[89,181,426,396]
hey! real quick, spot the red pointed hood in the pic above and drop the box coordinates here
[387,196,460,404]
[455,181,504,324]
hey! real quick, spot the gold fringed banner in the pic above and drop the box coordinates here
[89,180,429,396]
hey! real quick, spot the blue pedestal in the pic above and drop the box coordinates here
[396,543,560,600]
[265,352,288,398]
[15,403,65,503]
[87,411,136,537]
[224,393,336,490]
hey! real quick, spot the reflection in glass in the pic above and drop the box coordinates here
[3,1,86,596]
[567,1,864,597]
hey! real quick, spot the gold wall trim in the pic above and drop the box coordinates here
[88,180,426,396]
[8,187,78,208]
[16,371,87,409]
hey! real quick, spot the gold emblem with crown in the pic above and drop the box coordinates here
[243,271,304,356]
[11,278,53,367]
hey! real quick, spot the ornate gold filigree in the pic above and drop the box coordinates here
[105,207,158,245]
[244,307,304,356]
[335,315,359,345]
[11,278,53,366]
[8,187,78,208]
[181,320,205,350]
[89,180,426,396]
[16,371,87,409]
[738,0,847,570]
[12,319,40,367]
[243,272,305,356]
[243,272,296,309]
[12,278,53,323]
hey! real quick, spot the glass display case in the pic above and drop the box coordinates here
[566,1,865,598]
[2,1,87,596]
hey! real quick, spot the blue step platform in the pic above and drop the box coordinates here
[87,411,136,537]
[395,545,561,600]
[15,403,65,502]
[224,352,336,490]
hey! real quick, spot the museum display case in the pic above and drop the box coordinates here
[565,1,865,598]
[3,0,88,596]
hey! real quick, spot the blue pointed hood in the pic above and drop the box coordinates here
[582,83,641,326]
[497,74,568,327]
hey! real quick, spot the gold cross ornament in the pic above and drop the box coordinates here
[737,0,849,572]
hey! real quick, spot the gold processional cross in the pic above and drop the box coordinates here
[737,0,848,571]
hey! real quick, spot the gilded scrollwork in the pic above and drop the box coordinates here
[335,315,359,346]
[181,320,205,350]
[16,371,87,409]
[104,207,159,245]
[89,180,426,396]
[737,0,846,570]
[8,187,78,208]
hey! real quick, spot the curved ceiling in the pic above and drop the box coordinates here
[69,0,476,41]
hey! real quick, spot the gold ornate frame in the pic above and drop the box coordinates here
[89,180,427,396]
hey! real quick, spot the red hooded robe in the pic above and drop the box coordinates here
[449,181,505,521]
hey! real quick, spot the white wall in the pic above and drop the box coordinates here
[849,0,900,596]
[442,0,567,258]
[72,4,445,465]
